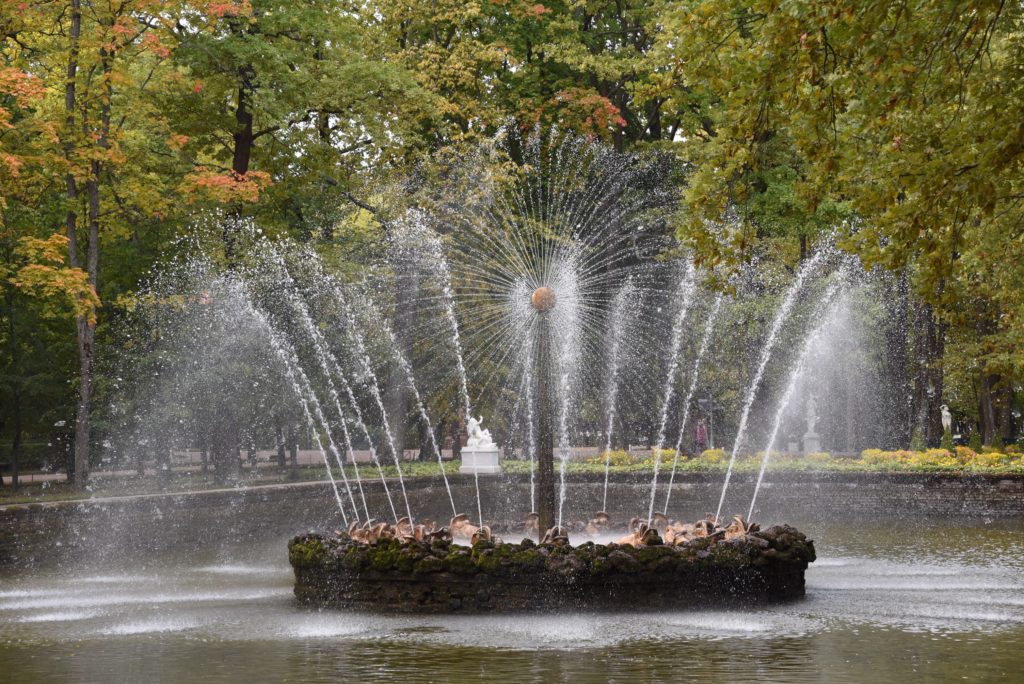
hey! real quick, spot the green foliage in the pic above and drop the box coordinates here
[587,450,641,467]
[969,432,984,452]
[650,0,1024,414]
[2,0,1023,478]
[910,427,926,452]
[940,429,955,453]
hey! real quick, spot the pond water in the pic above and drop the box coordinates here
[1,518,1022,683]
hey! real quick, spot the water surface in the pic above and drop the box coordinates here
[1,519,1021,682]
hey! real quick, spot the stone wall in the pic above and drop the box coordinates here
[288,527,814,613]
[1,471,1021,570]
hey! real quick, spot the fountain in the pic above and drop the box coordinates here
[104,131,829,614]
[289,239,815,613]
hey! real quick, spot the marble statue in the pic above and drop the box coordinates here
[805,393,819,435]
[940,404,952,433]
[466,416,495,449]
[461,415,501,475]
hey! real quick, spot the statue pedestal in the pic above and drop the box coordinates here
[459,446,502,475]
[802,432,821,455]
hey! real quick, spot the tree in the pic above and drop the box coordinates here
[378,1,676,150]
[651,0,1024,443]
[166,0,430,245]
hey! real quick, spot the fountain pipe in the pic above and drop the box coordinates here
[533,287,557,540]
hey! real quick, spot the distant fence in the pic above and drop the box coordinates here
[167,448,455,465]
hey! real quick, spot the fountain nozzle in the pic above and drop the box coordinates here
[531,286,556,312]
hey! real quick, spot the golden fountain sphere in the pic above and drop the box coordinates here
[531,286,556,312]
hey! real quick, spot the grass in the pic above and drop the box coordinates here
[3,450,1022,506]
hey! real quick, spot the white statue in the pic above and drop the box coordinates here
[940,404,952,433]
[465,416,495,449]
[805,393,819,435]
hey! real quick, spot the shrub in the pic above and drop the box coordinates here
[642,448,677,466]
[860,449,888,464]
[954,445,977,463]
[940,429,955,452]
[806,452,831,463]
[968,432,983,451]
[698,448,727,464]
[588,450,640,467]
[967,451,1013,469]
[911,449,956,468]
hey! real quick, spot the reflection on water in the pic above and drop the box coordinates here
[1,519,1022,683]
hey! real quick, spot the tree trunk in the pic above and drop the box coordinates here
[926,315,945,445]
[998,384,1013,443]
[72,44,111,488]
[211,418,240,485]
[647,98,662,140]
[451,416,463,462]
[386,268,418,460]
[911,299,943,446]
[980,373,999,444]
[417,420,431,462]
[883,273,912,448]
[4,275,20,488]
[845,366,856,452]
[275,423,287,470]
[65,0,92,487]
[232,83,254,175]
[225,77,254,259]
[9,389,21,489]
[288,426,298,473]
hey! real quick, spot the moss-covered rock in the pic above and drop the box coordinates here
[288,524,815,613]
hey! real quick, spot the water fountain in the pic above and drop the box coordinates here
[276,133,823,611]
[289,260,816,611]
[108,132,832,613]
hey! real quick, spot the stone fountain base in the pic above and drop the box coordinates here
[288,525,815,613]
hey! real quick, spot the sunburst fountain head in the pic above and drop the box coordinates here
[531,286,556,312]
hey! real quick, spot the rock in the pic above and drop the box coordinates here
[289,520,815,613]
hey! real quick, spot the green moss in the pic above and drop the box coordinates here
[510,548,544,571]
[342,546,369,571]
[413,556,444,574]
[287,536,326,569]
[474,551,502,573]
[636,545,673,565]
[290,525,816,595]
[365,540,416,573]
[444,550,477,575]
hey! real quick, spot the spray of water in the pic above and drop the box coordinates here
[359,299,458,517]
[431,238,484,527]
[250,251,370,521]
[338,299,414,526]
[601,280,634,513]
[715,248,828,520]
[664,292,724,515]
[747,279,845,519]
[646,261,698,522]
[241,286,352,524]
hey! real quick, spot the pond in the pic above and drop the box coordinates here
[1,517,1021,683]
